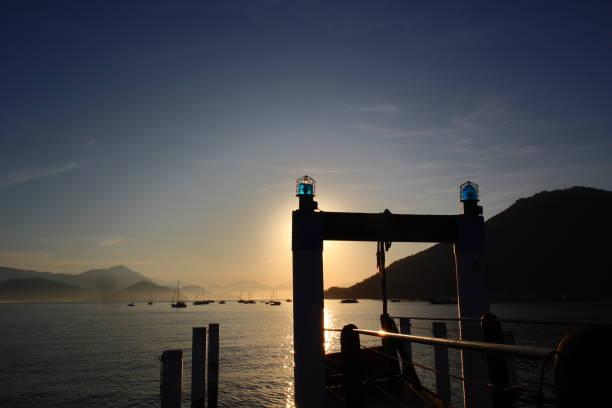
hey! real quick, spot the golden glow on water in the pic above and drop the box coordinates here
[324,307,335,353]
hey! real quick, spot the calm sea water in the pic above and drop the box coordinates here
[1,300,611,408]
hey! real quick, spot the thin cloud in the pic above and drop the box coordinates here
[344,104,400,113]
[353,123,450,139]
[198,159,355,176]
[0,251,152,273]
[97,238,127,247]
[0,162,80,190]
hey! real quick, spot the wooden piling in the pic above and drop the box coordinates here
[482,314,512,408]
[433,322,451,404]
[191,327,206,408]
[208,323,219,408]
[160,349,183,408]
[503,331,517,408]
[341,324,363,407]
[399,318,413,362]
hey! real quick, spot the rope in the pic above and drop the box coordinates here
[326,386,344,405]
[358,343,558,406]
[359,344,496,390]
[368,379,413,408]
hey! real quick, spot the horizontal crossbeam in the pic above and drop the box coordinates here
[320,212,458,243]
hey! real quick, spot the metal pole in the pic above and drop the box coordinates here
[207,323,219,408]
[292,209,325,407]
[348,329,552,360]
[454,213,492,408]
[378,241,388,316]
[191,327,206,408]
[160,350,183,408]
[433,322,451,404]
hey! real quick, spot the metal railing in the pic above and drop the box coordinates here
[325,316,611,408]
[329,328,553,361]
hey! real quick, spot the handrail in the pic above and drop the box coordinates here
[389,315,608,327]
[324,328,553,361]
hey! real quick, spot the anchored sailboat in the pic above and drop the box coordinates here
[171,281,187,308]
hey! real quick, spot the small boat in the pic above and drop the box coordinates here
[127,302,135,307]
[171,281,187,308]
[269,289,281,306]
[390,298,400,303]
[147,293,153,305]
[286,299,292,302]
[193,289,210,305]
[243,290,256,304]
[428,297,456,305]
[340,298,359,303]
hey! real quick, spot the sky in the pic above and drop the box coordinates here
[1,1,611,288]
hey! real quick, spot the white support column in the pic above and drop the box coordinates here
[292,210,325,407]
[454,215,492,408]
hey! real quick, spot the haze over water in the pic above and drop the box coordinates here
[2,300,611,408]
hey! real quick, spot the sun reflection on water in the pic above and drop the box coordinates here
[324,306,339,353]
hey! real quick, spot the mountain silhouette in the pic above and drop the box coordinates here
[0,278,93,301]
[113,280,174,302]
[0,265,150,301]
[325,187,612,301]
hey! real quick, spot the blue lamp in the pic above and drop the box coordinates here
[460,181,479,202]
[296,175,317,211]
[296,175,315,197]
[460,181,482,216]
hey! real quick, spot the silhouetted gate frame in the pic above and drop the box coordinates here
[292,195,492,408]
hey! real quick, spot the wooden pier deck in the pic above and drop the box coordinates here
[325,347,452,408]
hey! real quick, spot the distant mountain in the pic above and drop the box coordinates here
[75,265,149,291]
[0,278,93,302]
[325,187,612,301]
[114,280,174,302]
[0,265,289,302]
[0,265,149,293]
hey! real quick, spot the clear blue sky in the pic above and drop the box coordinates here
[1,1,611,287]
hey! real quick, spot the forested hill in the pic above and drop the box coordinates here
[325,187,612,301]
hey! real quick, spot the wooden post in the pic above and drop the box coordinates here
[208,323,219,408]
[454,214,492,408]
[433,322,451,404]
[191,327,206,408]
[399,318,413,363]
[482,314,512,408]
[503,331,518,407]
[160,350,183,408]
[503,331,518,408]
[292,209,325,407]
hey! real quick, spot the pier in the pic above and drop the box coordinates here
[292,176,610,407]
